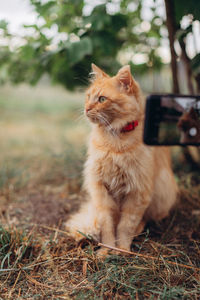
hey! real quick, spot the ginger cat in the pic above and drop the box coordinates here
[66,64,178,252]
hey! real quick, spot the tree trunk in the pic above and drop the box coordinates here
[179,40,200,169]
[164,0,199,170]
[195,73,200,93]
[179,39,195,94]
[164,0,180,93]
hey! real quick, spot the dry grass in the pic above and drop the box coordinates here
[0,84,199,299]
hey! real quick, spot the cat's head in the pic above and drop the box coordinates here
[177,107,200,143]
[85,64,144,133]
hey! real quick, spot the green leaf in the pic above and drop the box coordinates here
[85,5,111,32]
[67,37,93,65]
[176,25,193,41]
[174,0,200,23]
[0,19,8,31]
[191,54,200,76]
[111,13,127,32]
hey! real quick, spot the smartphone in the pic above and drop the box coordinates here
[143,94,200,146]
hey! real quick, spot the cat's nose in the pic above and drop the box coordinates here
[85,107,92,113]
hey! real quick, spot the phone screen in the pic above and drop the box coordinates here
[144,95,200,145]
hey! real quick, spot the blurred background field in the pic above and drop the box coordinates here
[0,83,89,227]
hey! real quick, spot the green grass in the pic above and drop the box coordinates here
[0,84,88,193]
[0,84,199,299]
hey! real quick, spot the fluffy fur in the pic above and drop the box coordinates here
[65,64,178,251]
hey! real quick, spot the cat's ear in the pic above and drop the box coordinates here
[116,65,139,95]
[91,63,109,79]
[189,107,198,120]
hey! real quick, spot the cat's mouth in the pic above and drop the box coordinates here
[86,110,111,125]
[86,112,100,123]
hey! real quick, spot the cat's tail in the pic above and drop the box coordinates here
[65,202,100,241]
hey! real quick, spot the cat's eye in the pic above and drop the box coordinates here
[98,96,107,103]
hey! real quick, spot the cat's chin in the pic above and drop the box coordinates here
[87,115,110,127]
[87,117,101,124]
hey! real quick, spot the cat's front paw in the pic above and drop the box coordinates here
[65,221,85,241]
[96,247,110,258]
[65,217,100,242]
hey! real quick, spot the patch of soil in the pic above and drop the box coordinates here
[0,186,84,234]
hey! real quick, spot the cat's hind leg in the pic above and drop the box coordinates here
[145,168,178,222]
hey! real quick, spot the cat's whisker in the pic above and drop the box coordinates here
[99,115,113,133]
[76,108,85,115]
[74,108,87,123]
[99,112,118,137]
[74,113,85,123]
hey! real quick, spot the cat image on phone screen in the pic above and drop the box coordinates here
[177,107,200,144]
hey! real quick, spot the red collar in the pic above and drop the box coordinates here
[121,120,138,133]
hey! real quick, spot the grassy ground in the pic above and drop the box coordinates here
[0,84,199,299]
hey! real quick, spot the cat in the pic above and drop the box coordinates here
[65,64,178,253]
[177,107,200,144]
